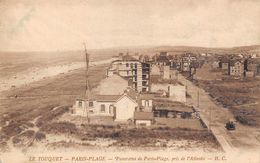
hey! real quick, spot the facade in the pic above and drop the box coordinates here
[245,58,260,77]
[156,52,170,66]
[153,100,194,118]
[150,64,161,76]
[72,95,119,117]
[150,80,186,103]
[134,111,154,126]
[180,54,197,72]
[72,88,138,122]
[228,60,244,77]
[107,58,150,92]
[219,57,229,70]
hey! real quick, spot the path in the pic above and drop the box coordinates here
[178,74,260,152]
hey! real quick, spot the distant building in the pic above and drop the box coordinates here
[245,58,260,77]
[156,52,170,66]
[228,60,245,77]
[150,76,186,103]
[107,56,150,92]
[212,60,220,69]
[162,66,170,79]
[180,54,197,72]
[219,57,229,70]
[150,64,161,76]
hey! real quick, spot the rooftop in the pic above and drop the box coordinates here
[134,111,154,120]
[153,99,194,113]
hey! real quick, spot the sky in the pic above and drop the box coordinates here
[0,0,260,51]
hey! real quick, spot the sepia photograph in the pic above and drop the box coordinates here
[0,0,260,162]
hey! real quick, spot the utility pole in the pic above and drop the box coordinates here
[209,107,212,131]
[197,88,200,108]
[83,42,90,124]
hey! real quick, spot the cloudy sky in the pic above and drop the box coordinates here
[0,0,259,51]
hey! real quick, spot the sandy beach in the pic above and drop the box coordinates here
[0,58,114,94]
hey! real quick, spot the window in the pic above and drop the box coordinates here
[126,63,129,67]
[109,105,114,114]
[78,101,83,108]
[130,63,133,68]
[100,104,105,112]
[145,100,149,106]
[89,101,93,107]
[135,63,137,68]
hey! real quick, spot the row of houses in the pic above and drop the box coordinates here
[72,85,193,126]
[71,53,191,126]
[214,57,260,78]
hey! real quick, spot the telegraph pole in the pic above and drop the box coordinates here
[197,88,200,108]
[83,42,90,124]
[209,107,212,131]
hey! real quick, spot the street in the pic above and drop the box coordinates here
[178,74,260,152]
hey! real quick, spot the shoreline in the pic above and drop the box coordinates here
[0,58,114,94]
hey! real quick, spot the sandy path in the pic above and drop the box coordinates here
[0,58,114,94]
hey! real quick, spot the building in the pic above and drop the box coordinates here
[245,58,260,77]
[228,60,245,77]
[150,76,186,103]
[180,54,197,72]
[219,57,229,70]
[153,100,195,118]
[134,111,154,126]
[150,64,161,76]
[156,52,170,66]
[107,56,150,92]
[72,88,138,122]
[138,93,154,112]
[162,66,170,79]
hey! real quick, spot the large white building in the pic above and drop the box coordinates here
[106,56,150,92]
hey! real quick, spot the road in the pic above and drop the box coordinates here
[178,74,260,152]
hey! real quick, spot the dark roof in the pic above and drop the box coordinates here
[247,58,260,64]
[153,99,194,113]
[219,57,230,63]
[157,54,170,62]
[229,59,244,66]
[134,111,154,120]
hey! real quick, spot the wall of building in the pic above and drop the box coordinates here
[72,100,114,117]
[168,85,186,103]
[135,120,151,126]
[163,66,170,79]
[150,83,186,103]
[150,65,161,76]
[115,96,137,121]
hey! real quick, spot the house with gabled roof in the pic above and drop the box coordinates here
[72,87,138,122]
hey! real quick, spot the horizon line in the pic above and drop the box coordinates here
[0,44,259,53]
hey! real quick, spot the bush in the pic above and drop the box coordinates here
[35,132,46,141]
